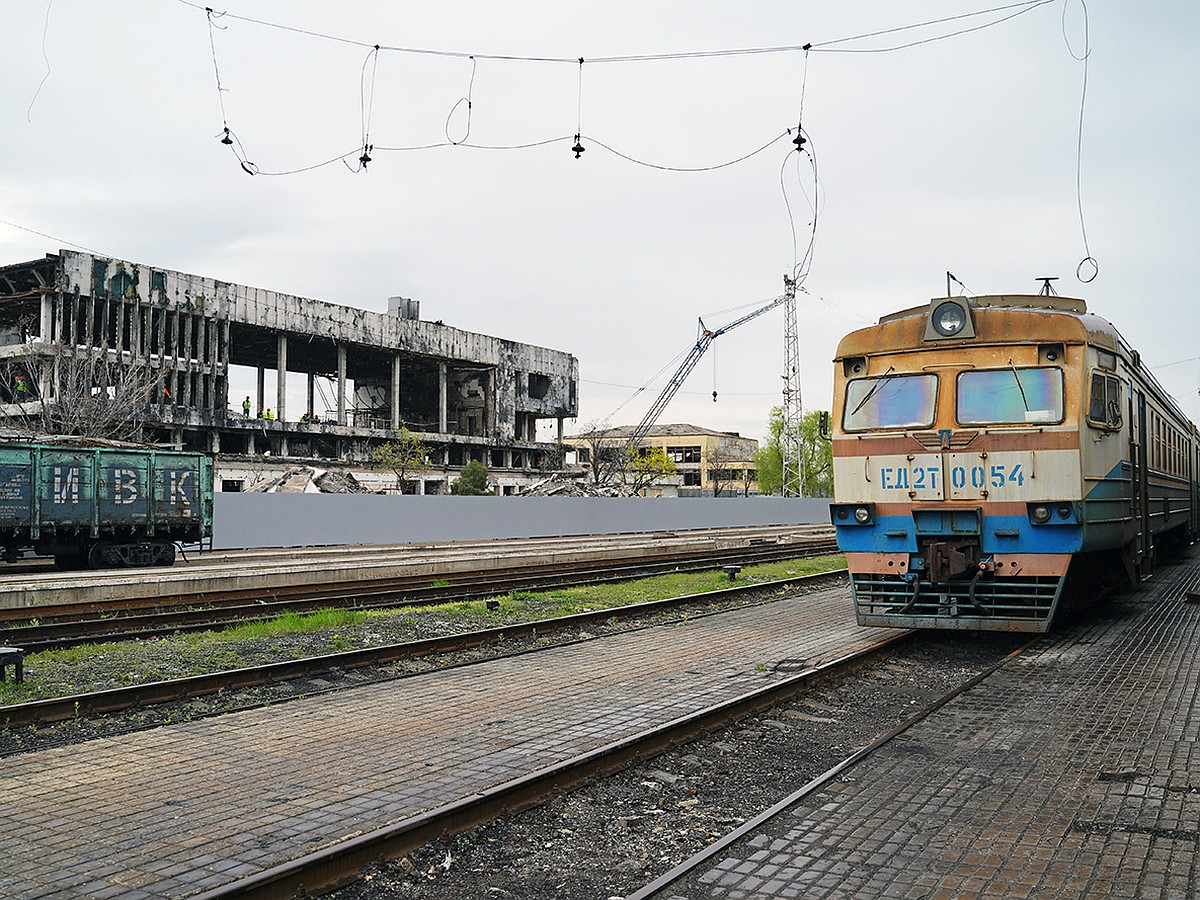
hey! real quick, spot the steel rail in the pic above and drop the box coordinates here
[624,636,1042,900]
[188,629,914,900]
[0,569,848,728]
[1,541,839,651]
[0,531,837,622]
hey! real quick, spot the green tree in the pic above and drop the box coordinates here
[451,459,493,495]
[755,407,833,497]
[620,445,677,494]
[369,429,431,493]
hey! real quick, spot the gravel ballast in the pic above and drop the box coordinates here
[325,630,1024,900]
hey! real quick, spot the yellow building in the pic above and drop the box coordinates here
[566,423,759,496]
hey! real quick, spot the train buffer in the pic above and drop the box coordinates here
[721,565,743,581]
[0,647,25,684]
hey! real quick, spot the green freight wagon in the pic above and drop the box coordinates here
[0,437,213,568]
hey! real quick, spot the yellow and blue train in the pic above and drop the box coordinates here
[829,289,1198,632]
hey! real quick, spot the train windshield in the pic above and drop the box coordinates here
[957,367,1064,425]
[843,372,938,431]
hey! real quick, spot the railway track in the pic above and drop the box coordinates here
[0,569,848,729]
[627,636,1040,900]
[301,632,1039,900]
[0,536,838,651]
[189,624,923,899]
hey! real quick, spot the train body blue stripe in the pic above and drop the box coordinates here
[835,515,1085,554]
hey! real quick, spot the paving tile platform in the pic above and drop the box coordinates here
[0,585,886,899]
[649,551,1200,900]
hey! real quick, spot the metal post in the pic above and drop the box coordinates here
[781,275,803,497]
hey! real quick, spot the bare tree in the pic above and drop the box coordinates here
[574,419,623,484]
[706,436,755,497]
[1,342,159,442]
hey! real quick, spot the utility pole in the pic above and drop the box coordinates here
[780,275,803,497]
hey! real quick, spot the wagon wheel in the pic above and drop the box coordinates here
[88,541,116,569]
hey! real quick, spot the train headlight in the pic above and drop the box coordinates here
[931,301,967,337]
[830,503,874,526]
[1031,504,1052,524]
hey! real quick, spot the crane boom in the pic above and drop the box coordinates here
[598,276,796,485]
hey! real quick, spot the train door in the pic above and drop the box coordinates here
[1133,390,1152,579]
[1192,426,1199,542]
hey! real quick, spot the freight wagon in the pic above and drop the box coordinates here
[0,436,213,568]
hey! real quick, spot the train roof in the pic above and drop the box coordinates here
[877,293,1088,323]
[838,293,1119,359]
[835,293,1195,432]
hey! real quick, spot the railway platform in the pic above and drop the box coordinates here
[640,551,1200,899]
[0,582,883,899]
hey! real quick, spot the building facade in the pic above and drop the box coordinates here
[566,423,759,496]
[0,251,579,493]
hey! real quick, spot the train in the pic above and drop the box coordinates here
[0,436,213,568]
[829,288,1199,632]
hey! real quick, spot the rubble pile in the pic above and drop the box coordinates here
[518,475,638,497]
[314,470,366,493]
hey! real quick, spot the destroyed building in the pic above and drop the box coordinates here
[0,250,579,493]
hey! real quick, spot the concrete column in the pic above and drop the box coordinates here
[219,319,231,417]
[307,372,315,422]
[391,353,402,430]
[211,429,221,453]
[247,431,255,455]
[131,302,142,357]
[279,434,289,457]
[39,293,52,343]
[39,294,56,399]
[438,362,448,433]
[337,343,347,426]
[155,307,166,359]
[557,416,564,443]
[84,295,95,348]
[53,294,64,342]
[256,366,265,418]
[276,333,288,422]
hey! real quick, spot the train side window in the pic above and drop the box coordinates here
[1087,371,1123,430]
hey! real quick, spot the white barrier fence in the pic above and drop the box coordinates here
[213,494,832,550]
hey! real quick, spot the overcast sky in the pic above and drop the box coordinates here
[3,1,1197,442]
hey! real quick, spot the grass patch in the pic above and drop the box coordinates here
[1,554,844,705]
[221,607,368,640]
[476,553,845,619]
